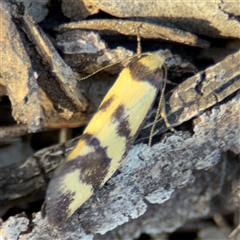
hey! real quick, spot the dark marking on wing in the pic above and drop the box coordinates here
[112,104,125,118]
[46,168,76,225]
[82,133,101,149]
[128,59,163,88]
[81,133,94,142]
[98,95,115,112]
[48,190,75,224]
[112,105,131,138]
[62,137,112,191]
[79,150,111,190]
[117,117,131,138]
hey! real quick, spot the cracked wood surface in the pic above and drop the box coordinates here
[1,1,240,238]
[2,92,239,239]
[63,0,240,39]
[0,1,89,131]
[1,50,239,239]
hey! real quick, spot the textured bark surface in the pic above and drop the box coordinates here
[60,20,210,48]
[1,0,240,239]
[0,1,89,131]
[0,2,43,132]
[64,0,240,39]
[2,76,239,239]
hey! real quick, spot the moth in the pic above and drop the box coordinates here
[45,53,165,225]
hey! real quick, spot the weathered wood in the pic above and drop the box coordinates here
[0,1,89,131]
[1,88,239,239]
[63,0,240,38]
[150,50,240,136]
[0,1,43,132]
[60,20,210,48]
[1,1,240,239]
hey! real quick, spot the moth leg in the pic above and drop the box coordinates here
[148,64,176,147]
[159,90,176,134]
[137,24,142,57]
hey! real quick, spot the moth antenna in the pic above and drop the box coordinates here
[79,59,123,81]
[80,25,147,81]
[79,53,151,81]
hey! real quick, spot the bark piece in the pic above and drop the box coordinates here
[57,28,197,112]
[0,1,89,131]
[13,2,88,113]
[0,77,7,97]
[83,0,240,38]
[0,125,29,141]
[16,0,50,23]
[60,19,210,48]
[95,157,236,239]
[62,0,99,20]
[56,30,134,75]
[1,90,239,239]
[0,1,43,132]
[146,50,240,138]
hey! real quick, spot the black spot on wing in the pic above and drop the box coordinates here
[81,133,106,150]
[81,133,93,142]
[98,95,115,112]
[45,165,77,225]
[128,57,163,88]
[112,104,124,117]
[46,188,75,225]
[78,144,111,190]
[58,135,112,191]
[112,104,131,138]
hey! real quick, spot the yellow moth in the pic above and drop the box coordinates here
[45,53,165,225]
